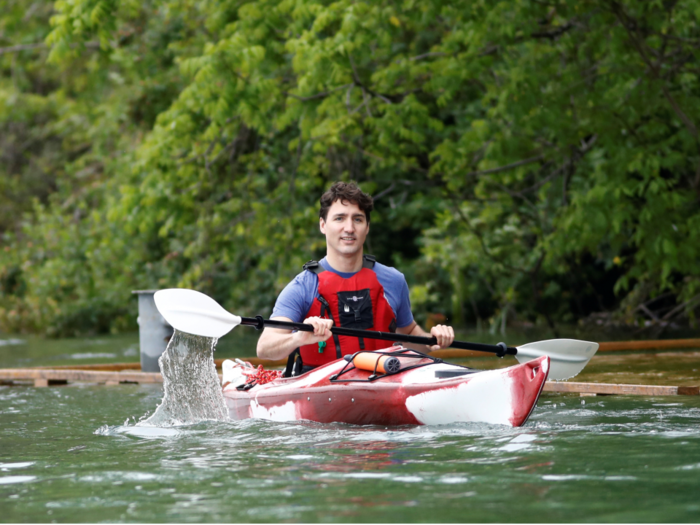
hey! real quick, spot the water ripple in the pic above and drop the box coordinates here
[4,378,700,522]
[0,475,36,484]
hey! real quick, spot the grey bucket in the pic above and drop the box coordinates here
[132,290,173,372]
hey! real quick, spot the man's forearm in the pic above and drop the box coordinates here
[257,316,334,360]
[256,329,301,360]
[397,322,434,353]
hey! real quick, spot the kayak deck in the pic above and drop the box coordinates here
[222,348,550,427]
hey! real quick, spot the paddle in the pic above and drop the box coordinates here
[154,288,598,380]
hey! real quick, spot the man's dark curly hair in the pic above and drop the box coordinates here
[319,181,374,223]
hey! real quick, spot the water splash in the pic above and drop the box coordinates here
[139,330,228,426]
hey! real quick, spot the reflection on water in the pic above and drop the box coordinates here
[2,324,700,522]
[2,385,700,522]
[68,352,117,359]
[97,425,182,439]
[139,330,227,426]
[0,338,25,347]
[0,475,37,485]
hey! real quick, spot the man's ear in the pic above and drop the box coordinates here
[319,216,326,234]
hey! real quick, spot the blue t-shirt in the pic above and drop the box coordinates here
[271,257,414,328]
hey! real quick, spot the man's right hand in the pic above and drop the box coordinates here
[294,316,334,346]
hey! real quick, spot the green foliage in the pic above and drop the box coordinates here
[1,0,699,337]
[424,1,700,330]
[0,0,188,335]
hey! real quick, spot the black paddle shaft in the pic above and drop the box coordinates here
[239,316,518,357]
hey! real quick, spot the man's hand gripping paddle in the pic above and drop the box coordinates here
[154,288,598,381]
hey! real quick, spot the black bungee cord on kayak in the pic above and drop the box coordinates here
[330,347,434,382]
[329,347,478,382]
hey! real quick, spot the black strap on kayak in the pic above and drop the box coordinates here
[433,369,481,378]
[284,348,303,378]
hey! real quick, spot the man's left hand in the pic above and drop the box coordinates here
[429,324,455,351]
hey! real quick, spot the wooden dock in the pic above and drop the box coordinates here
[1,364,698,396]
[0,368,162,387]
[543,381,699,396]
[597,338,700,352]
[2,337,698,394]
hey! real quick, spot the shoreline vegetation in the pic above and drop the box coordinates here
[1,1,699,338]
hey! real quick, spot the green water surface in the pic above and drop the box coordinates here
[2,332,700,523]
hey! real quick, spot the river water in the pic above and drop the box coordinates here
[2,332,700,522]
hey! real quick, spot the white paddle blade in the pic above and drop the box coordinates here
[154,288,241,339]
[514,339,599,381]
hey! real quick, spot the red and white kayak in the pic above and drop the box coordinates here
[222,347,550,427]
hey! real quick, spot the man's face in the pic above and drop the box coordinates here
[320,199,370,258]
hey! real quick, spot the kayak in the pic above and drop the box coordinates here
[222,347,550,427]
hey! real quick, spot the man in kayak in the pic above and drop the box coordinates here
[257,181,455,375]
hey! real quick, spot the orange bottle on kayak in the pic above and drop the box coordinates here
[352,352,401,374]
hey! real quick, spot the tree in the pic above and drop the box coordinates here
[1,0,699,337]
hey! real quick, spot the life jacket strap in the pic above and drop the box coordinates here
[303,260,325,274]
[317,295,342,358]
[303,255,376,274]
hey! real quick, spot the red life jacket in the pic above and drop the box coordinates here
[297,255,397,368]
